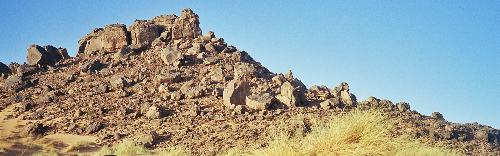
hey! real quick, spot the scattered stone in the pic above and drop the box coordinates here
[94,85,109,94]
[37,96,53,104]
[110,75,128,90]
[234,62,256,78]
[204,57,218,65]
[180,81,195,93]
[85,121,102,134]
[113,45,134,60]
[79,59,101,73]
[146,104,161,119]
[155,73,181,85]
[432,112,444,120]
[396,102,410,112]
[272,74,286,85]
[171,91,183,101]
[137,131,159,147]
[223,76,251,106]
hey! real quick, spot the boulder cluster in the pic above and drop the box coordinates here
[0,9,499,155]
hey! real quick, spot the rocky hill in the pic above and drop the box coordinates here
[0,9,499,155]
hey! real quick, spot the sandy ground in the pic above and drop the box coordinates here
[0,102,100,155]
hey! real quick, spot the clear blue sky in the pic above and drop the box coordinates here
[1,1,498,128]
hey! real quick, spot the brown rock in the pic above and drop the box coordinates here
[246,93,274,110]
[208,68,225,82]
[102,24,129,52]
[160,47,184,66]
[85,121,101,134]
[155,73,181,85]
[223,76,251,107]
[171,8,202,39]
[129,20,159,46]
[110,75,128,90]
[137,131,159,147]
[276,82,307,107]
[146,105,161,119]
[27,44,55,66]
[320,98,340,110]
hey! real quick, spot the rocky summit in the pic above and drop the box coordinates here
[0,9,499,155]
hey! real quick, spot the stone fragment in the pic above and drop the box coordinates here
[36,96,53,104]
[223,76,251,107]
[160,47,184,66]
[246,93,274,110]
[113,45,134,60]
[208,68,224,81]
[171,91,183,101]
[276,82,307,107]
[137,131,159,147]
[432,112,444,120]
[203,31,215,41]
[85,121,102,134]
[320,98,340,110]
[94,85,109,94]
[146,105,161,119]
[27,44,55,66]
[79,59,101,73]
[180,81,195,93]
[4,74,24,91]
[185,86,205,99]
[155,73,181,85]
[171,9,202,39]
[204,57,218,65]
[110,75,128,90]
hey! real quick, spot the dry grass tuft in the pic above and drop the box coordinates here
[95,140,149,156]
[66,141,94,152]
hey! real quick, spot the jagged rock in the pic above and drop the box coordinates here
[331,82,356,106]
[160,47,184,66]
[171,8,202,39]
[79,59,101,73]
[246,93,274,110]
[432,112,444,120]
[204,43,217,54]
[4,74,24,91]
[272,74,286,85]
[285,70,293,79]
[43,45,70,63]
[0,62,12,75]
[320,98,340,110]
[152,14,177,33]
[203,31,215,41]
[232,51,255,63]
[223,76,251,106]
[137,131,159,147]
[308,85,331,100]
[36,96,53,104]
[146,105,161,119]
[27,44,55,66]
[276,81,307,107]
[208,68,224,81]
[128,20,159,46]
[110,75,128,90]
[396,102,410,112]
[85,121,102,134]
[94,85,109,94]
[171,91,183,101]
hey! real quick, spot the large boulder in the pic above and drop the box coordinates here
[246,93,275,110]
[276,81,307,107]
[26,44,55,66]
[4,74,24,91]
[43,45,70,63]
[77,24,130,56]
[159,47,184,66]
[171,9,202,39]
[223,76,251,107]
[128,20,160,46]
[0,62,11,75]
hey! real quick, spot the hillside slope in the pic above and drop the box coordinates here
[0,9,499,155]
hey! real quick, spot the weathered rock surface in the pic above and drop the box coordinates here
[137,131,159,147]
[246,93,274,110]
[276,81,307,107]
[223,76,250,106]
[160,47,184,66]
[171,8,202,39]
[110,75,128,90]
[26,44,55,66]
[129,20,159,46]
